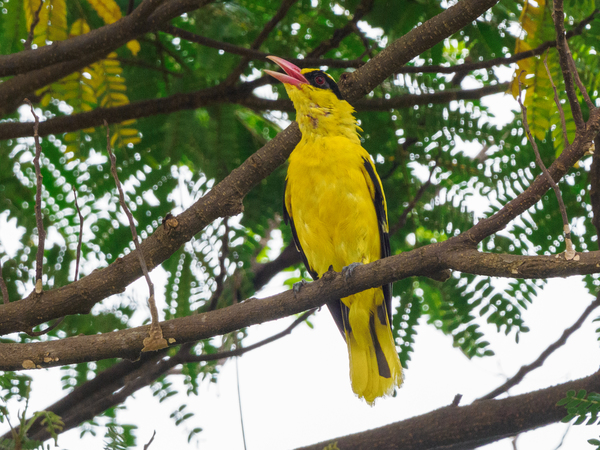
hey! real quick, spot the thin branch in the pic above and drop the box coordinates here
[591,136,600,243]
[207,219,230,311]
[24,0,44,51]
[479,294,600,400]
[224,0,299,85]
[72,186,83,281]
[544,53,569,148]
[396,9,598,75]
[552,0,584,130]
[25,100,46,294]
[115,57,184,78]
[567,55,595,110]
[0,259,9,304]
[307,0,375,58]
[26,317,64,337]
[143,431,156,450]
[104,121,166,352]
[182,310,315,363]
[0,0,202,78]
[0,83,507,141]
[160,25,365,69]
[390,161,437,235]
[253,243,302,292]
[517,71,575,259]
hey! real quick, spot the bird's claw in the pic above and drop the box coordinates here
[293,279,308,293]
[342,262,362,280]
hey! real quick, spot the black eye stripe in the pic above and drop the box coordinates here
[305,70,344,100]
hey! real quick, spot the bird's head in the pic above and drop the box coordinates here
[265,56,359,141]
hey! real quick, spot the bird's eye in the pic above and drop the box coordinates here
[314,75,326,86]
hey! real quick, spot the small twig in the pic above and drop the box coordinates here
[552,423,571,450]
[183,309,316,364]
[224,0,299,85]
[390,161,436,235]
[0,259,9,304]
[591,136,600,243]
[207,219,230,311]
[567,54,595,110]
[143,430,156,450]
[24,0,44,51]
[127,0,136,16]
[115,57,184,78]
[235,347,247,450]
[104,120,167,352]
[351,22,374,59]
[27,317,64,337]
[72,186,83,281]
[543,53,569,148]
[552,0,585,130]
[451,394,463,407]
[25,99,46,294]
[479,294,600,400]
[517,72,575,260]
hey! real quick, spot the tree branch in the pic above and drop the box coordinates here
[479,294,600,400]
[295,369,600,450]
[0,83,508,141]
[6,245,600,369]
[10,311,314,442]
[0,0,214,115]
[161,24,365,68]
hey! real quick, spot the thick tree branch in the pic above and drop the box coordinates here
[0,0,214,115]
[6,245,600,369]
[295,369,600,450]
[0,83,507,141]
[0,0,208,78]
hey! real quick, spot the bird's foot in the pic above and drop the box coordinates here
[293,279,308,294]
[342,262,362,280]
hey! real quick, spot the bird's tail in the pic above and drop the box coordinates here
[342,288,403,405]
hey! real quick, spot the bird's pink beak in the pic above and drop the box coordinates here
[265,56,309,87]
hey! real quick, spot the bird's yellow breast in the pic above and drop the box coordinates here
[285,136,381,277]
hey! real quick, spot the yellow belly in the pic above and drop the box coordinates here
[286,136,380,277]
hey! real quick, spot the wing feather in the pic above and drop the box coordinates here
[362,157,393,325]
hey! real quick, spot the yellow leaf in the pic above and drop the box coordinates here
[123,136,142,145]
[119,128,139,136]
[110,132,119,147]
[85,0,122,24]
[126,40,141,56]
[40,92,52,107]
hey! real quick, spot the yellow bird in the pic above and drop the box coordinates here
[265,56,403,404]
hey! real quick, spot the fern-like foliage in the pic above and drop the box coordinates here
[558,389,600,427]
[25,0,67,47]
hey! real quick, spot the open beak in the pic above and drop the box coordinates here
[264,56,309,87]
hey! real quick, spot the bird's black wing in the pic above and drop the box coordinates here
[363,157,393,326]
